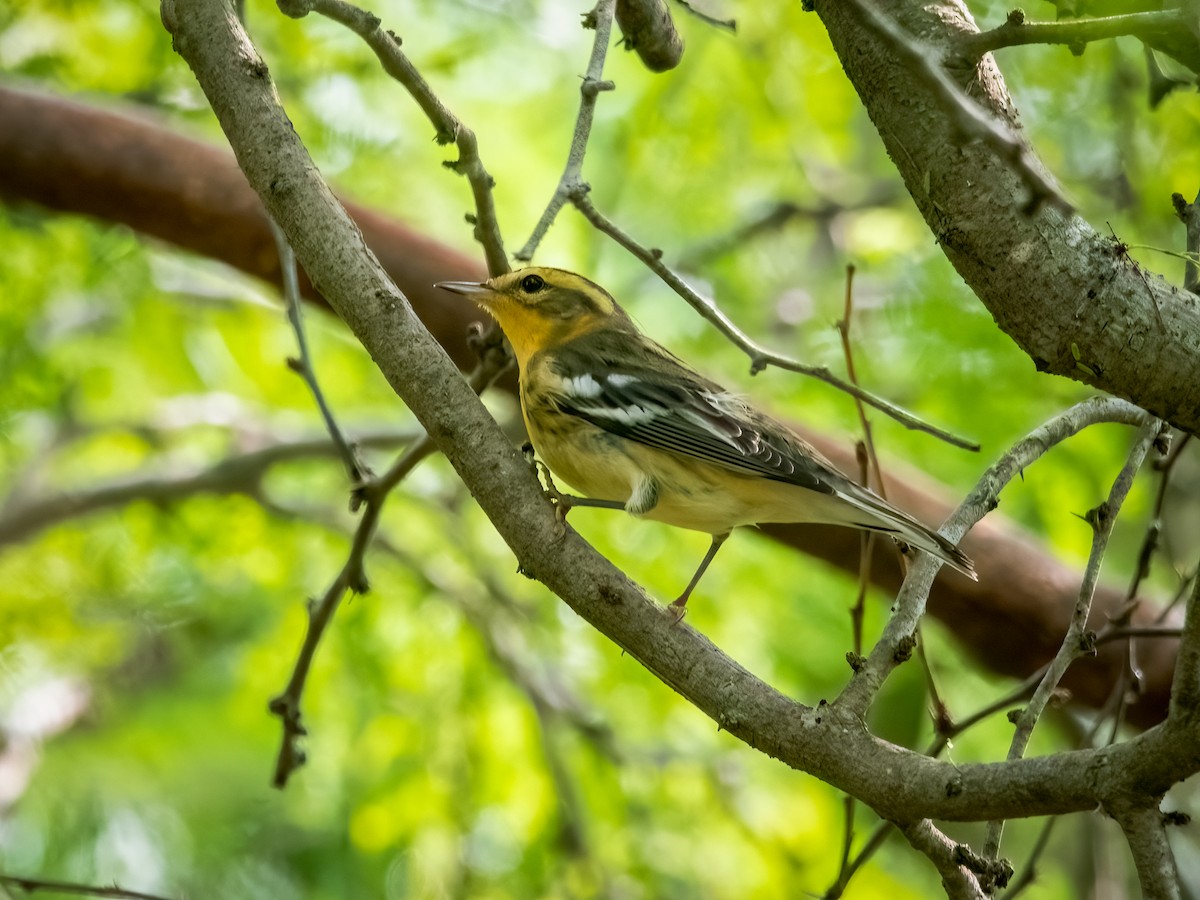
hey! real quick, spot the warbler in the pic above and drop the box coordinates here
[437,267,976,613]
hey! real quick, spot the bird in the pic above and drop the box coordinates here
[436,267,976,614]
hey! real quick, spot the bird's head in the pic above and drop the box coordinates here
[436,267,631,367]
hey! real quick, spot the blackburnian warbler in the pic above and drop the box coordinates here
[437,267,976,613]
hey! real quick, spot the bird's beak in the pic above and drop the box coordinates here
[435,280,492,301]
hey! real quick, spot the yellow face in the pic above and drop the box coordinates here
[436,267,624,367]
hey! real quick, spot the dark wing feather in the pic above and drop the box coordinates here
[547,335,835,495]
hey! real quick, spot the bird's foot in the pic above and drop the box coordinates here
[523,447,573,532]
[666,597,689,625]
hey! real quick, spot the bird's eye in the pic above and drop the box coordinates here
[520,274,545,293]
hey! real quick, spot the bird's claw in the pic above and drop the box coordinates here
[667,598,689,625]
[526,452,572,534]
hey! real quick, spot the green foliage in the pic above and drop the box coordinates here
[0,0,1193,897]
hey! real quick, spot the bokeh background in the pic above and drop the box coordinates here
[2,0,1199,896]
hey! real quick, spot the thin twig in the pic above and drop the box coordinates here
[1092,429,1183,738]
[824,820,893,898]
[0,874,176,900]
[833,796,857,898]
[568,187,981,450]
[515,0,616,261]
[960,8,1188,60]
[846,0,1072,215]
[673,0,735,32]
[271,220,368,485]
[277,0,508,275]
[269,330,512,787]
[983,420,1162,863]
[999,817,1058,900]
[925,665,1050,758]
[837,265,878,655]
[1168,565,1200,720]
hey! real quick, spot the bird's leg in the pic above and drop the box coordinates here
[668,531,731,622]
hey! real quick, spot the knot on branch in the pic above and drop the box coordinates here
[275,0,314,19]
[581,76,616,99]
[893,633,918,663]
[953,843,1013,890]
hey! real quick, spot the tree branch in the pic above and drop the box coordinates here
[1108,802,1182,900]
[837,397,1155,715]
[568,187,980,450]
[815,0,1200,437]
[984,420,1161,860]
[844,0,1071,214]
[162,0,1200,827]
[960,8,1193,65]
[894,821,986,900]
[0,430,415,550]
[516,0,617,261]
[276,0,508,276]
[0,874,175,900]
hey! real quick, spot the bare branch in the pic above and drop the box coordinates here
[815,0,1200,436]
[983,420,1162,860]
[837,397,1155,716]
[271,220,368,485]
[1168,565,1200,720]
[1171,190,1200,294]
[277,0,508,275]
[1108,803,1182,900]
[843,0,1072,215]
[0,874,175,900]
[270,334,511,787]
[515,0,617,261]
[0,431,415,550]
[960,9,1190,60]
[568,187,980,450]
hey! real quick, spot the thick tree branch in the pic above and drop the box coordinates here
[815,0,1200,437]
[161,0,1200,826]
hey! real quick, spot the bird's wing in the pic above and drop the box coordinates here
[546,340,837,496]
[545,334,977,580]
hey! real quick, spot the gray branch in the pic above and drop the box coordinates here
[162,0,1200,840]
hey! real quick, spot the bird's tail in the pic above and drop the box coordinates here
[837,485,977,581]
